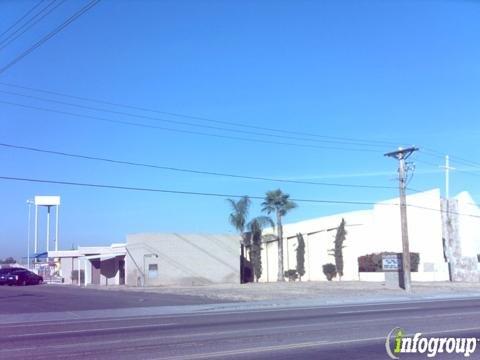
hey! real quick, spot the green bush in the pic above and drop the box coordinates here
[322,263,337,281]
[358,252,420,272]
[284,269,298,282]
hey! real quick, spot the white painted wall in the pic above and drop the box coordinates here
[455,192,480,257]
[260,189,451,282]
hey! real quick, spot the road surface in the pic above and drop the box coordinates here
[1,285,480,359]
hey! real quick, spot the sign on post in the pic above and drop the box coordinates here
[382,254,402,271]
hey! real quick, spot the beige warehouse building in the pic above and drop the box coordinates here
[125,233,240,286]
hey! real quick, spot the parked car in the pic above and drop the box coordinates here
[4,269,43,286]
[0,268,17,285]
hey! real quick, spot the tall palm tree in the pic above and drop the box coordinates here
[262,189,297,281]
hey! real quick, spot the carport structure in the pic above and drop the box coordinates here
[49,244,126,286]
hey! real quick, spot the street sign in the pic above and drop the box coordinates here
[382,254,401,271]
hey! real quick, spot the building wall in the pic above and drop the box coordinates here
[126,233,240,286]
[370,189,449,280]
[442,194,480,282]
[260,189,451,282]
[59,257,75,284]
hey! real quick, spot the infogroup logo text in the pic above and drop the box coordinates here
[385,327,478,359]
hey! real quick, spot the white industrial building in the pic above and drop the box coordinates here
[45,188,480,286]
[259,189,480,283]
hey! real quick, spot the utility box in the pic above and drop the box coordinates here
[383,254,404,288]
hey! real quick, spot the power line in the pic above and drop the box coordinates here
[0,81,400,148]
[0,0,46,40]
[0,142,399,190]
[0,89,392,148]
[0,100,381,153]
[0,0,67,52]
[0,175,478,218]
[423,148,480,170]
[0,175,382,205]
[0,0,101,75]
[455,168,480,178]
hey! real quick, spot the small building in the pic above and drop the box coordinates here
[48,244,126,286]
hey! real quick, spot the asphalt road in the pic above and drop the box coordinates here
[1,285,480,359]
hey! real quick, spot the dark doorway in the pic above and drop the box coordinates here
[240,256,254,283]
[119,259,125,285]
[91,259,101,285]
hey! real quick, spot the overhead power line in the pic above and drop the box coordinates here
[0,89,390,148]
[0,100,381,153]
[0,142,399,190]
[0,175,383,205]
[0,0,67,52]
[0,81,400,148]
[0,0,101,75]
[423,148,480,170]
[0,175,478,218]
[0,0,46,40]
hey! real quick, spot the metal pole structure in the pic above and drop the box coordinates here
[46,206,51,252]
[34,204,38,255]
[55,205,59,251]
[26,200,32,270]
[385,146,419,292]
[445,155,450,199]
[440,155,455,199]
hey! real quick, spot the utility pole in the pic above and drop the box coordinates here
[440,155,455,199]
[385,146,419,292]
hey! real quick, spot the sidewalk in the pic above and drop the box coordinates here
[94,280,480,303]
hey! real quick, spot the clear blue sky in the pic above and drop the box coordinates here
[1,0,479,259]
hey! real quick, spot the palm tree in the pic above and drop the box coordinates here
[227,196,251,236]
[246,216,275,282]
[227,196,251,282]
[262,189,297,281]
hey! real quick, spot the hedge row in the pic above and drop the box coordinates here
[358,252,420,272]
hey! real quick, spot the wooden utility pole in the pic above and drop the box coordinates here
[385,146,419,292]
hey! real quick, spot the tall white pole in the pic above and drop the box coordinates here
[27,201,32,270]
[445,155,450,199]
[440,155,455,199]
[34,204,38,255]
[46,206,51,252]
[55,205,59,251]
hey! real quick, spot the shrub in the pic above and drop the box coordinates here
[358,252,420,272]
[284,269,298,282]
[322,263,337,281]
[296,233,306,280]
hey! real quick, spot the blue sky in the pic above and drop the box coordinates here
[1,0,479,258]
